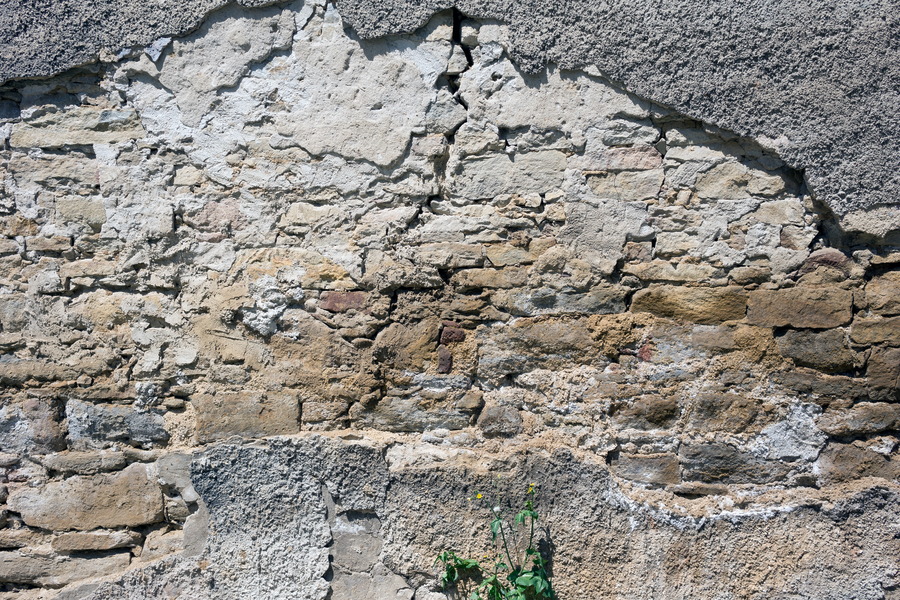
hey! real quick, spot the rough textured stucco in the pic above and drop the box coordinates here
[0,0,898,234]
[76,435,900,600]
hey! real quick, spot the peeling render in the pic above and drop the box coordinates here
[0,1,897,599]
[1,0,898,235]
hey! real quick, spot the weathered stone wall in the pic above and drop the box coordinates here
[0,1,897,598]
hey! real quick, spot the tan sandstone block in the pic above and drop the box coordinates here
[747,287,852,328]
[630,285,747,324]
[864,272,900,316]
[867,346,900,401]
[0,551,130,587]
[849,316,900,345]
[8,463,163,530]
[816,403,900,437]
[52,530,143,553]
[611,453,681,486]
[10,107,145,148]
[56,197,107,228]
[193,391,300,443]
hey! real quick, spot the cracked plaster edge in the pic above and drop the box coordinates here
[3,0,896,240]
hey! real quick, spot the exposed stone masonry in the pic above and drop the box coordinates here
[0,1,897,598]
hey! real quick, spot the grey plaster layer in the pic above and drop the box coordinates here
[0,0,898,228]
[79,435,900,600]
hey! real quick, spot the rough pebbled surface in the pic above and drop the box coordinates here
[0,0,898,228]
[81,435,900,600]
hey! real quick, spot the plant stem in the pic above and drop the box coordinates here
[528,515,534,558]
[497,519,516,573]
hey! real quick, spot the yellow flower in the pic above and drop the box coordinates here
[476,493,483,499]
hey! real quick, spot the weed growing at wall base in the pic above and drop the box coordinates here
[436,482,556,600]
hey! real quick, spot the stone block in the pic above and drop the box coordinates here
[477,317,599,379]
[816,403,900,437]
[0,294,27,333]
[0,238,19,255]
[867,346,900,401]
[747,287,853,328]
[52,530,143,553]
[10,107,145,148]
[451,267,527,290]
[331,513,382,572]
[415,243,485,268]
[485,244,534,266]
[66,400,169,450]
[8,151,98,191]
[771,369,869,407]
[193,391,300,443]
[372,318,441,372]
[492,285,627,317]
[684,392,765,433]
[623,260,724,283]
[695,162,786,200]
[0,359,79,384]
[8,463,164,530]
[448,150,566,200]
[425,89,467,133]
[0,551,131,587]
[56,197,107,228]
[749,198,804,224]
[679,442,792,484]
[439,323,467,344]
[0,396,65,455]
[319,291,368,313]
[610,395,679,430]
[850,316,900,345]
[40,450,128,475]
[301,400,350,424]
[138,528,185,562]
[436,345,453,374]
[352,395,471,433]
[58,259,117,279]
[775,329,855,373]
[25,235,71,252]
[476,405,523,437]
[729,265,772,285]
[630,285,747,324]
[0,528,46,549]
[586,169,664,201]
[330,566,413,600]
[817,442,900,484]
[690,325,740,353]
[579,144,663,172]
[864,272,900,316]
[610,453,680,486]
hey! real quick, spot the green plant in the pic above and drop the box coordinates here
[435,482,556,600]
